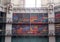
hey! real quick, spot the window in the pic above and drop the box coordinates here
[25,0,41,8]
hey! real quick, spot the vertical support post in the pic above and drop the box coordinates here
[48,4,55,42]
[5,3,13,42]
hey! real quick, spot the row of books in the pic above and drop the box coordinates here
[55,24,60,35]
[12,25,48,35]
[13,13,48,23]
[55,13,60,23]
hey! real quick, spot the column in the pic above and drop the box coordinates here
[5,4,13,42]
[48,4,55,42]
